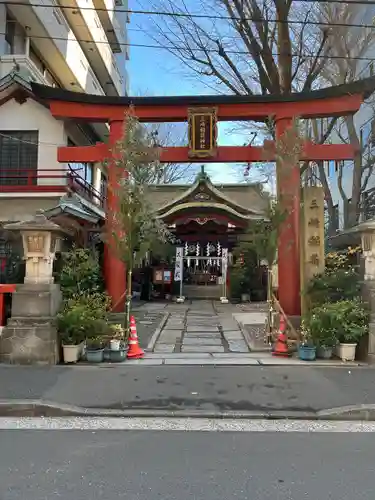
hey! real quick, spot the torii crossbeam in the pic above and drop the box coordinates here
[31,77,375,316]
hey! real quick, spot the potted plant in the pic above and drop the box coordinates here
[303,307,338,360]
[298,339,316,361]
[316,332,337,360]
[60,331,84,363]
[107,323,127,362]
[298,321,316,361]
[332,299,369,361]
[86,334,105,363]
[58,292,110,363]
[57,304,86,363]
[109,324,124,351]
[85,315,111,363]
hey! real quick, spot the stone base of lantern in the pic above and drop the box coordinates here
[358,280,375,362]
[0,283,62,365]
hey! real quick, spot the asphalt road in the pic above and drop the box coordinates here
[1,423,375,500]
[1,364,375,413]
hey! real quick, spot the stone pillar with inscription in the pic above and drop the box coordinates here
[300,187,325,314]
[0,211,64,364]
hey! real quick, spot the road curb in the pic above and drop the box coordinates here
[317,404,375,421]
[146,312,169,351]
[3,399,375,420]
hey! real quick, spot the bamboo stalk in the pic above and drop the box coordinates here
[272,293,300,340]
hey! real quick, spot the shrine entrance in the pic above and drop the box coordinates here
[154,166,264,300]
[30,77,375,316]
[183,255,225,299]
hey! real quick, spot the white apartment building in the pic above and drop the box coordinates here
[0,0,129,234]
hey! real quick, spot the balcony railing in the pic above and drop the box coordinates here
[0,168,105,209]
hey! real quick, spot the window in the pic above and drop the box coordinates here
[370,119,375,148]
[100,173,107,198]
[0,131,38,186]
[29,45,62,88]
[85,163,93,185]
[88,68,99,90]
[29,46,44,74]
[44,69,60,88]
[5,14,15,55]
[69,162,94,185]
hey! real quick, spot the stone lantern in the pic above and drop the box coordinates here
[346,219,375,361]
[355,220,375,282]
[0,210,64,365]
[5,210,63,285]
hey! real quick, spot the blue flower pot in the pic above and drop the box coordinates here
[298,345,316,361]
[86,349,104,363]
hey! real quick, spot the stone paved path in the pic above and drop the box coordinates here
[153,301,250,354]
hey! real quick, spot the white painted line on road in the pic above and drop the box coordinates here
[0,417,374,432]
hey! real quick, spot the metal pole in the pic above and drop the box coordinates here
[179,255,183,298]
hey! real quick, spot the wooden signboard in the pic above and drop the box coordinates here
[153,268,172,285]
[153,269,163,284]
[188,107,218,158]
[300,186,325,314]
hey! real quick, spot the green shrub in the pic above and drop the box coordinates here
[58,246,104,299]
[57,293,110,345]
[302,308,337,347]
[306,267,360,306]
[229,266,247,298]
[304,299,369,346]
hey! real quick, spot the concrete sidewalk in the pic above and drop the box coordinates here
[1,363,375,417]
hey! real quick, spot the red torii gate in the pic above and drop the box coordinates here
[32,78,375,317]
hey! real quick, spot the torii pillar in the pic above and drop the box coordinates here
[275,117,301,317]
[103,120,126,312]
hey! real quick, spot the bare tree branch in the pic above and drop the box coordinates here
[137,0,375,228]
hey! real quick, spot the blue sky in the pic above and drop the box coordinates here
[126,9,256,184]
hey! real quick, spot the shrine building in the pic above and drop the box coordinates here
[149,166,268,299]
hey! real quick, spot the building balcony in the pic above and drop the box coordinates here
[93,0,127,56]
[57,0,123,95]
[6,0,105,95]
[0,54,48,85]
[0,168,105,210]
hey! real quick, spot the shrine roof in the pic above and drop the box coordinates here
[44,193,102,224]
[31,76,375,106]
[152,168,268,217]
[0,71,41,108]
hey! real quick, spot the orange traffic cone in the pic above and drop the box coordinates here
[272,316,291,357]
[127,316,144,359]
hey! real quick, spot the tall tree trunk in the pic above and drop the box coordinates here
[276,0,292,93]
[346,114,362,228]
